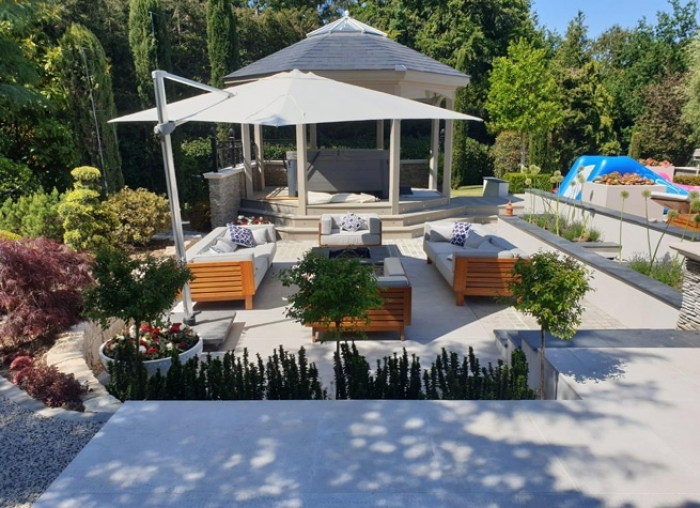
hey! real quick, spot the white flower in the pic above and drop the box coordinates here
[139,345,147,353]
[129,325,138,338]
[166,343,173,350]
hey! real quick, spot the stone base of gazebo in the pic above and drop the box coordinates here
[203,164,515,241]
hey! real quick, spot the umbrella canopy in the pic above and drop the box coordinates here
[110,70,481,127]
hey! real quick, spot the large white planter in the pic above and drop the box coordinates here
[581,182,666,220]
[99,336,203,377]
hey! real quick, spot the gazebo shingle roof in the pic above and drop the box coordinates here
[225,16,468,82]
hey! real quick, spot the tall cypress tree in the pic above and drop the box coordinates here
[206,0,238,88]
[127,0,174,195]
[128,0,172,108]
[57,23,124,194]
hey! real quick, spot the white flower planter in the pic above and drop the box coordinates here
[99,336,203,377]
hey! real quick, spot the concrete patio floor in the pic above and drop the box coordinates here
[35,238,700,507]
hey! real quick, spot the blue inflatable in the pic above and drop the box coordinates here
[558,155,688,200]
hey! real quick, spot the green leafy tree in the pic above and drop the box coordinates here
[491,130,525,178]
[486,38,563,166]
[506,252,591,398]
[549,13,619,172]
[0,0,80,193]
[83,249,193,331]
[594,1,698,150]
[55,23,124,194]
[58,166,118,252]
[683,35,700,146]
[277,251,382,398]
[236,6,318,68]
[207,0,238,87]
[631,73,694,164]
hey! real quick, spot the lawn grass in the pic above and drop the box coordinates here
[451,185,483,197]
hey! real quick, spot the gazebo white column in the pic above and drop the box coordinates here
[296,124,308,215]
[253,124,265,189]
[376,120,384,149]
[429,118,440,190]
[441,98,454,199]
[389,119,401,214]
[241,123,253,198]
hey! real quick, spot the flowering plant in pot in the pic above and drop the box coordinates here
[82,248,202,375]
[232,215,270,225]
[101,322,200,361]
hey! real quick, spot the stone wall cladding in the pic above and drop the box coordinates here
[678,258,700,330]
[265,160,288,186]
[205,168,244,227]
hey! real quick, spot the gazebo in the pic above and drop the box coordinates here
[223,14,472,218]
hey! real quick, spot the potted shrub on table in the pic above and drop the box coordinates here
[277,250,382,398]
[82,248,202,376]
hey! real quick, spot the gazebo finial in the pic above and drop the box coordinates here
[306,14,387,38]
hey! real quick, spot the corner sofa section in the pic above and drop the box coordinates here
[311,257,411,341]
[186,224,276,309]
[423,221,527,305]
[318,213,382,247]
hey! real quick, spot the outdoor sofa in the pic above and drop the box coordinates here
[318,213,382,247]
[185,224,277,310]
[423,221,528,305]
[310,257,411,341]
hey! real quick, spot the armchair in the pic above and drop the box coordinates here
[318,213,382,247]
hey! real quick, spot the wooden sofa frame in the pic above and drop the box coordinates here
[310,285,412,342]
[429,256,519,306]
[187,260,256,310]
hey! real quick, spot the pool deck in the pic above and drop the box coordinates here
[35,237,700,507]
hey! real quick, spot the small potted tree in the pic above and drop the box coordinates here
[278,251,382,398]
[82,248,202,376]
[505,251,591,399]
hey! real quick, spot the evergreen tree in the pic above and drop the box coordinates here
[56,24,124,194]
[633,73,694,164]
[128,0,172,108]
[206,0,238,88]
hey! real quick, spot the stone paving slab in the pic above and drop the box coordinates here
[35,399,700,507]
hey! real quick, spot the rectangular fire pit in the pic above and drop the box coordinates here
[310,245,400,265]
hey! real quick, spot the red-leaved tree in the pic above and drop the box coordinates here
[0,238,93,348]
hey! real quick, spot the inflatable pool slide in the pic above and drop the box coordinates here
[557,155,688,200]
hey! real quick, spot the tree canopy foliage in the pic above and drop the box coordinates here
[1,0,699,202]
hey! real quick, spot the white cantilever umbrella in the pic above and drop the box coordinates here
[110,69,482,126]
[111,70,481,324]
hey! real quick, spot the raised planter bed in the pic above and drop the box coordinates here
[497,216,681,329]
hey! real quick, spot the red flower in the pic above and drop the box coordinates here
[146,347,158,355]
[140,324,151,333]
[140,340,149,347]
[177,342,185,348]
[152,328,160,339]
[169,323,182,333]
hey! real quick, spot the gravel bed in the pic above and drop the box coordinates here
[0,397,104,507]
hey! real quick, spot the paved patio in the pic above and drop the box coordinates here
[35,237,700,507]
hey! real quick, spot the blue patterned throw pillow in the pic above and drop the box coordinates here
[339,213,364,232]
[450,222,472,247]
[227,224,255,248]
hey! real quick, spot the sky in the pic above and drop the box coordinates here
[532,0,696,38]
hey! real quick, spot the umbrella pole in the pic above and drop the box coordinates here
[152,70,195,326]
